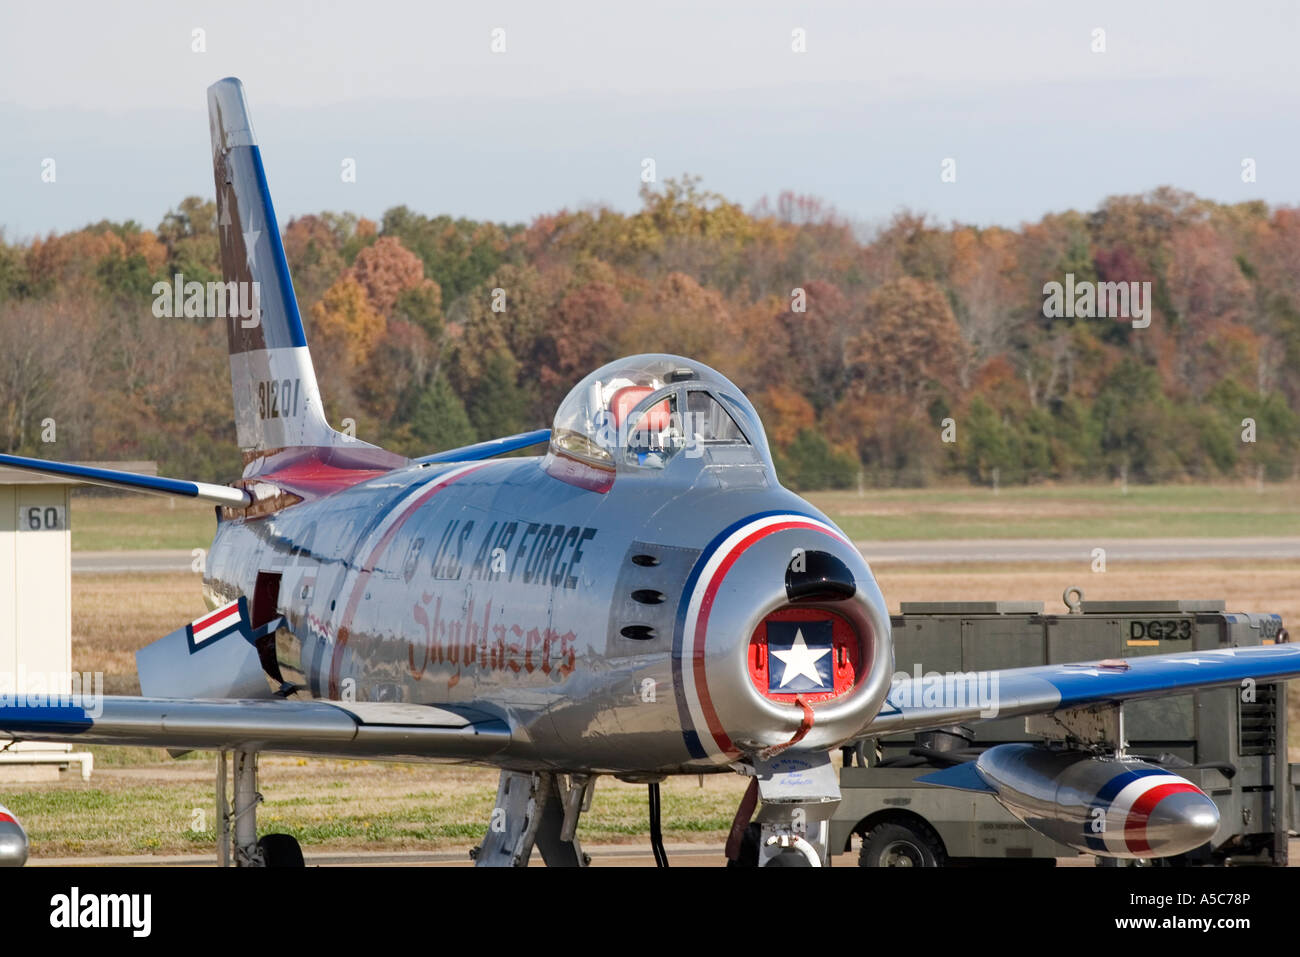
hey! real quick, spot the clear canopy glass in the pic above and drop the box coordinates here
[548,354,767,474]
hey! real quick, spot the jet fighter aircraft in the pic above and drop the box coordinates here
[2,78,1299,867]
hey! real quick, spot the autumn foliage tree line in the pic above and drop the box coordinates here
[2,179,1298,488]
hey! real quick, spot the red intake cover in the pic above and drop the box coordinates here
[748,607,860,703]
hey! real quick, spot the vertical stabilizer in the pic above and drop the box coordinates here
[208,77,396,473]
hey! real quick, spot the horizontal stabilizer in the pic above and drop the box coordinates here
[136,598,275,699]
[916,761,995,793]
[412,429,551,465]
[0,452,250,507]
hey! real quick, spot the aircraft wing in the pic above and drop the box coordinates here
[0,697,510,763]
[0,451,251,506]
[864,644,1300,737]
[0,598,510,762]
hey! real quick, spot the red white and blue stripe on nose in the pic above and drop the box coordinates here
[1085,766,1206,856]
[186,597,251,653]
[672,512,852,763]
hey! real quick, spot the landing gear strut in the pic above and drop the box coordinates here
[472,771,594,867]
[727,750,840,867]
[215,749,303,867]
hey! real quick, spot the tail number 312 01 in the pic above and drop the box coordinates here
[257,378,301,420]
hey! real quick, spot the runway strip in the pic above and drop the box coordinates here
[72,537,1300,574]
[27,842,729,867]
[74,550,199,573]
[26,839,1300,867]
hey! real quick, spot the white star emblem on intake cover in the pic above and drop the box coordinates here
[770,626,832,689]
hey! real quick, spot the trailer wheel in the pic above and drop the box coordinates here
[859,821,946,867]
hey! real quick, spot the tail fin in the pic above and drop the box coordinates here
[208,78,393,472]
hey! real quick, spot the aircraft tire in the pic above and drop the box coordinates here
[258,833,305,867]
[763,847,815,867]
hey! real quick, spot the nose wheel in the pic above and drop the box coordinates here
[762,832,821,866]
[726,750,841,867]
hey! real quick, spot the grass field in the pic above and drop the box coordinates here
[807,482,1300,541]
[3,756,744,857]
[70,573,210,695]
[68,482,1300,552]
[70,492,215,552]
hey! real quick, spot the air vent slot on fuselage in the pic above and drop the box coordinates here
[605,541,702,655]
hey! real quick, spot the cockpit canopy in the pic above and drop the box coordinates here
[546,354,770,489]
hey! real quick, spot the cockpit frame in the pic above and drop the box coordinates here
[543,354,772,492]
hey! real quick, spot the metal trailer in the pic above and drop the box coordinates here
[832,594,1296,867]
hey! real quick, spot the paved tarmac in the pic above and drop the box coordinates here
[74,550,200,573]
[25,838,1300,867]
[27,843,726,868]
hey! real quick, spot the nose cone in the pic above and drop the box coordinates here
[677,513,893,762]
[0,807,28,867]
[1137,789,1219,857]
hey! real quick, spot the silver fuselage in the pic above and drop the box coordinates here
[203,453,893,775]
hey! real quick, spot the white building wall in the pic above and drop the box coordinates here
[2,483,72,755]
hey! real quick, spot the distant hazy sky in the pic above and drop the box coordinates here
[2,0,1298,238]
